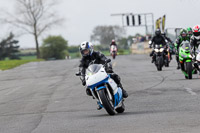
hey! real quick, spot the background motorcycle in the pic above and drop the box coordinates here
[153,44,166,71]
[110,45,117,59]
[178,41,194,79]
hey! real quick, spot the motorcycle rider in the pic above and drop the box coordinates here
[190,25,200,73]
[174,29,190,69]
[149,28,166,63]
[78,41,128,109]
[162,32,173,60]
[187,27,193,38]
[110,39,118,47]
[110,39,118,56]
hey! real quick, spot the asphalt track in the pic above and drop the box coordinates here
[0,54,200,133]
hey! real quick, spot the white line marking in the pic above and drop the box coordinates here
[112,62,117,67]
[185,88,197,96]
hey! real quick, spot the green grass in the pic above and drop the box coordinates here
[69,49,131,59]
[69,52,81,59]
[20,55,37,60]
[102,49,131,56]
[0,59,44,70]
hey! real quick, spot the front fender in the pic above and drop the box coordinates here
[97,86,106,91]
[185,59,192,62]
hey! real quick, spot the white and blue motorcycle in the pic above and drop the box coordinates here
[76,59,125,115]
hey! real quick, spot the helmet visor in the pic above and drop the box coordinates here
[188,31,192,35]
[181,33,187,37]
[193,32,200,36]
[81,49,90,56]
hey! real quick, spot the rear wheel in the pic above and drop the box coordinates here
[98,89,115,115]
[186,62,192,79]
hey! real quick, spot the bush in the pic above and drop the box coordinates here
[41,35,68,60]
[118,49,124,55]
[68,46,79,53]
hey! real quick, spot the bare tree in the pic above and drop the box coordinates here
[4,0,63,58]
[90,25,126,45]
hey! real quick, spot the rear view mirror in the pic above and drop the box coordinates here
[106,59,111,63]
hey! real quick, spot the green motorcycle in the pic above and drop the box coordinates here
[179,41,195,79]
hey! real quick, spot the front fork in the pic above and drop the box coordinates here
[96,85,113,108]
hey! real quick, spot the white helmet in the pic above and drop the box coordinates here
[79,41,93,57]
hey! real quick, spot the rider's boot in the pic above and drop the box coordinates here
[110,73,128,98]
[194,63,199,74]
[177,63,181,69]
[151,57,154,63]
[118,83,128,98]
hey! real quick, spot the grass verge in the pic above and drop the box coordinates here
[0,59,44,70]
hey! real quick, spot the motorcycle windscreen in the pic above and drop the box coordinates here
[181,41,191,51]
[86,64,102,75]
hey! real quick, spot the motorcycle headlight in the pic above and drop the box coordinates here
[160,48,164,52]
[155,49,159,52]
[87,72,93,76]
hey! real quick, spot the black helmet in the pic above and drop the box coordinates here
[155,29,161,36]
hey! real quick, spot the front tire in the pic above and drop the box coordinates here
[157,56,163,71]
[186,62,192,79]
[98,89,116,115]
[112,52,116,59]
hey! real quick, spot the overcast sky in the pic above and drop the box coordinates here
[0,0,199,48]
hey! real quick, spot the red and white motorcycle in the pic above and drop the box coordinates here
[110,45,117,59]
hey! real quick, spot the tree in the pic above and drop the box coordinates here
[4,0,63,59]
[90,25,126,45]
[0,33,20,60]
[41,35,68,60]
[118,35,134,49]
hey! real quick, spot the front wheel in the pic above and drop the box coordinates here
[98,89,116,115]
[157,56,163,71]
[186,62,192,79]
[112,53,116,59]
[112,52,116,59]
